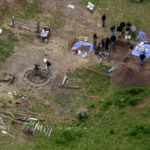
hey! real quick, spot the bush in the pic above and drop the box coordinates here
[111,87,150,107]
[100,101,112,111]
[23,122,35,135]
[88,103,95,109]
[55,128,83,144]
[129,124,150,137]
[78,111,88,121]
[10,120,16,125]
[2,102,9,108]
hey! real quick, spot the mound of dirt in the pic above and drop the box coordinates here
[111,66,144,87]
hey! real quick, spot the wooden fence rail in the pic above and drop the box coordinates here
[11,16,41,33]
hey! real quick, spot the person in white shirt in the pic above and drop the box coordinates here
[132,26,136,40]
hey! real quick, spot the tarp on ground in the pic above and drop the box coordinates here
[132,29,150,58]
[132,42,150,58]
[71,41,94,57]
[136,30,150,44]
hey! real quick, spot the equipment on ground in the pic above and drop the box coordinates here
[40,27,50,42]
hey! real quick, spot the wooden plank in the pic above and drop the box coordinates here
[59,86,80,89]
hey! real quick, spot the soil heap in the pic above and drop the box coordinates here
[111,66,144,87]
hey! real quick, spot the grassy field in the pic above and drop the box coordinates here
[1,0,150,150]
[80,0,150,31]
[0,29,18,67]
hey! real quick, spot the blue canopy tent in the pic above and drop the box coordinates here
[71,41,94,57]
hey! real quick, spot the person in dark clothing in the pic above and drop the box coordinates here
[44,59,51,73]
[125,22,131,35]
[120,22,126,35]
[34,64,40,70]
[93,32,98,49]
[126,26,130,35]
[105,37,110,50]
[46,60,51,68]
[127,22,131,27]
[102,14,106,27]
[99,39,105,51]
[110,25,115,37]
[111,34,116,48]
[139,51,146,66]
[117,25,122,37]
[120,22,126,29]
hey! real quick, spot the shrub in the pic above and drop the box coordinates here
[10,120,16,125]
[23,122,35,135]
[129,124,150,137]
[78,111,88,121]
[55,128,83,144]
[2,102,9,108]
[111,87,150,107]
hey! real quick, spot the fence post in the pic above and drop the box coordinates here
[37,21,40,34]
[11,16,15,27]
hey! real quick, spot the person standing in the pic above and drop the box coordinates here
[125,22,131,36]
[99,51,104,64]
[117,25,122,37]
[102,14,106,27]
[111,34,116,48]
[44,59,51,73]
[93,32,98,49]
[139,51,146,66]
[131,26,136,40]
[34,64,40,71]
[99,39,105,51]
[110,25,115,37]
[105,37,110,51]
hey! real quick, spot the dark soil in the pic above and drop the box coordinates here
[78,46,90,52]
[111,66,144,87]
[110,40,150,87]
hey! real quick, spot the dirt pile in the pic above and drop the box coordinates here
[111,66,144,87]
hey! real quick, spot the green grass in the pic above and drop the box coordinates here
[14,0,41,20]
[67,65,110,96]
[0,29,18,63]
[1,0,150,150]
[80,0,150,32]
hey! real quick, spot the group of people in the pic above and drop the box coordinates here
[34,59,51,72]
[93,14,138,65]
[102,14,136,40]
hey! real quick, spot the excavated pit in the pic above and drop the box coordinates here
[23,68,52,88]
[27,70,48,84]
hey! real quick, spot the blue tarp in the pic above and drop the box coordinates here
[132,43,150,58]
[136,30,150,44]
[71,41,94,56]
[132,30,150,58]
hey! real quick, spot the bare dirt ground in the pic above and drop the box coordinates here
[0,0,150,117]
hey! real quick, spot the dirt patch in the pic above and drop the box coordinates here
[111,66,144,87]
[112,40,135,62]
[68,38,78,49]
[88,24,99,31]
[78,46,90,52]
[109,40,150,87]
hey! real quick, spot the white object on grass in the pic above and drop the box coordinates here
[78,50,81,55]
[87,2,94,11]
[1,130,15,138]
[67,4,75,9]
